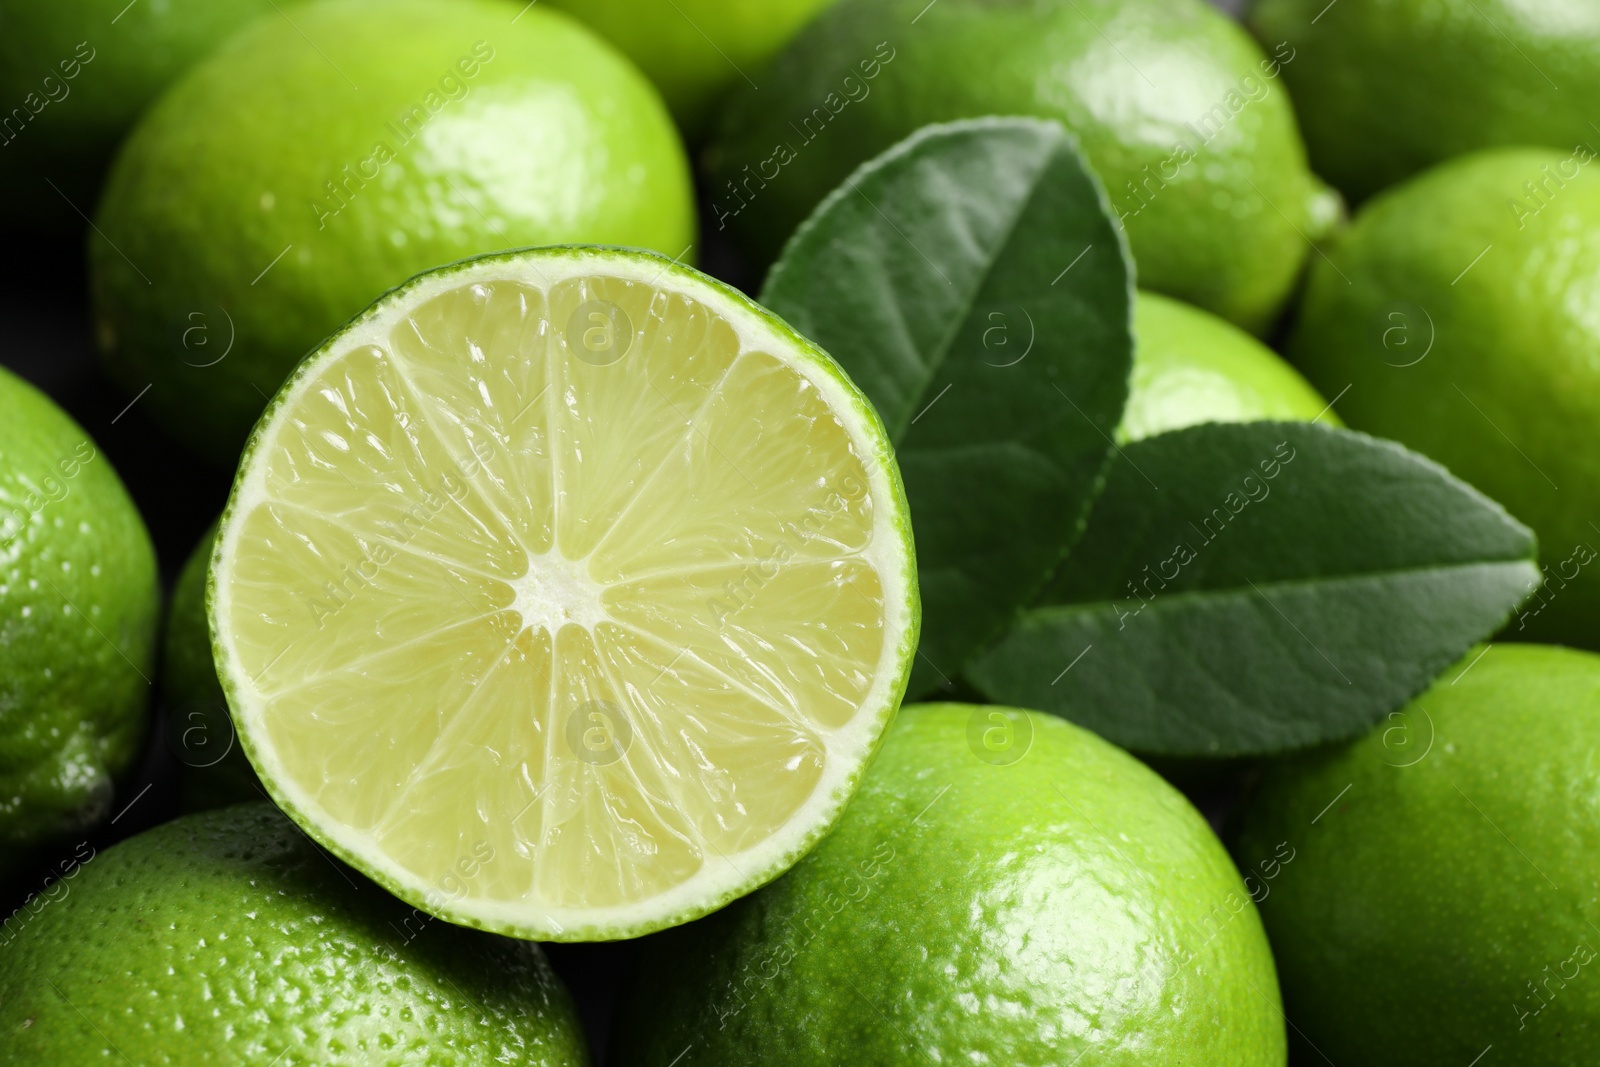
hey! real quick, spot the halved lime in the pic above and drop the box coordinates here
[209,247,918,941]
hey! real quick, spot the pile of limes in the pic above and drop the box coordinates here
[3,0,1599,1063]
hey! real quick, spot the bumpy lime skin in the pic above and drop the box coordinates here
[0,366,158,851]
[163,521,262,811]
[91,0,697,460]
[1248,0,1600,203]
[1233,644,1600,1065]
[0,0,283,228]
[707,0,1337,333]
[1288,147,1600,650]
[614,704,1285,1067]
[0,803,591,1066]
[1122,289,1335,442]
[545,0,841,138]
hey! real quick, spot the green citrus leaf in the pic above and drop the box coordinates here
[761,118,1134,697]
[967,422,1540,756]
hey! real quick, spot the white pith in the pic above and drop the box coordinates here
[510,553,612,636]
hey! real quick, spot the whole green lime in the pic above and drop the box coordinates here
[545,0,840,137]
[162,521,261,811]
[613,703,1286,1066]
[0,802,590,1065]
[1122,289,1335,442]
[0,365,158,852]
[1233,643,1600,1065]
[709,0,1339,333]
[1248,0,1600,202]
[1288,147,1600,649]
[91,0,696,460]
[0,0,285,229]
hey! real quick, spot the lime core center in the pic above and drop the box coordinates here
[511,553,611,635]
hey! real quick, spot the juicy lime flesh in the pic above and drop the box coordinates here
[217,257,908,936]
